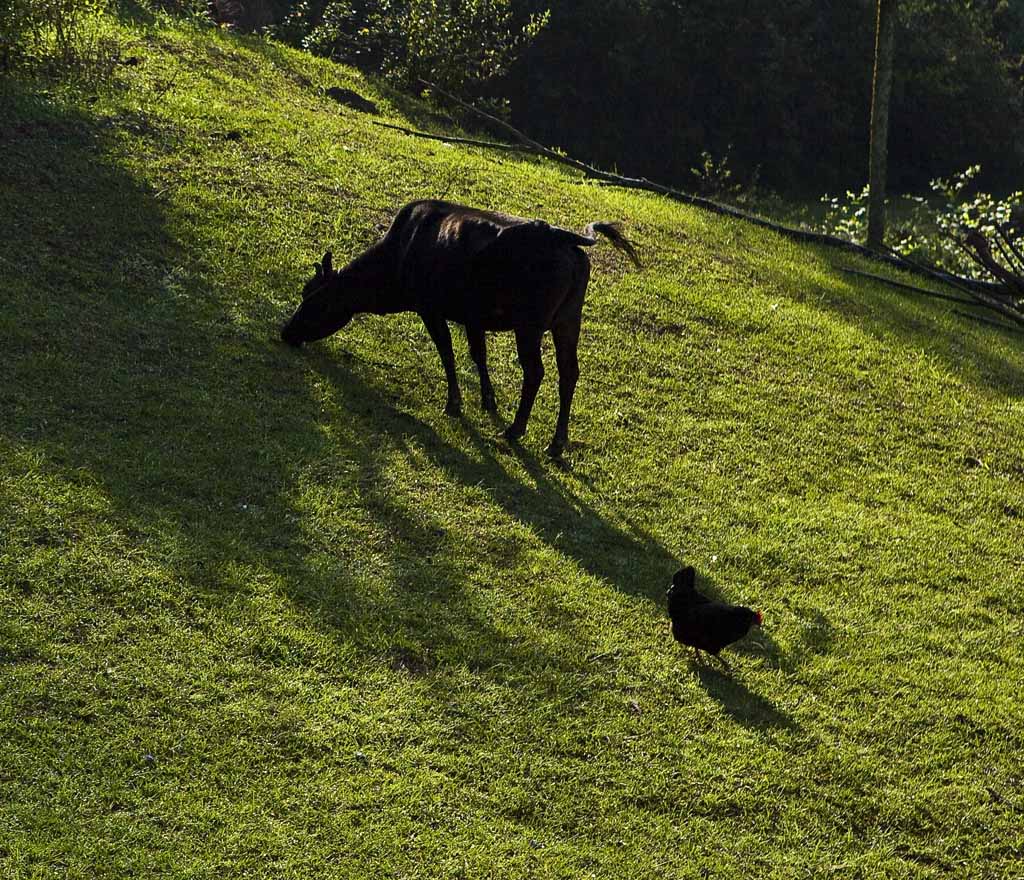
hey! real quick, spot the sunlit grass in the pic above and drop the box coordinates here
[1,11,1023,879]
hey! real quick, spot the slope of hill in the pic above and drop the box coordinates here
[2,12,1023,879]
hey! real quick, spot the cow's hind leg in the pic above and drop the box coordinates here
[547,319,581,457]
[465,324,497,412]
[505,328,544,442]
[422,313,462,417]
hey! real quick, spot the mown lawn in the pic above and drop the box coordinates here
[1,11,1023,879]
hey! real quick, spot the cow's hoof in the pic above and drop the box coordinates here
[503,425,525,442]
[481,393,498,413]
[445,401,462,418]
[545,440,565,458]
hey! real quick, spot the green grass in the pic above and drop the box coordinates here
[2,12,1024,879]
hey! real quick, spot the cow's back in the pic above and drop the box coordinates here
[389,201,584,328]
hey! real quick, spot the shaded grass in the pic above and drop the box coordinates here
[1,12,1023,879]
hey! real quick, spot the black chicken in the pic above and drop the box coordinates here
[667,566,762,671]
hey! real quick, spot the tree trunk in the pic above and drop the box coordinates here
[867,0,898,249]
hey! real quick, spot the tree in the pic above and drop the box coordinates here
[298,0,548,95]
[867,0,898,249]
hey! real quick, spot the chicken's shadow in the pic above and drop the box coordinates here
[694,666,797,732]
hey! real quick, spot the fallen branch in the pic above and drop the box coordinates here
[963,230,1024,295]
[372,120,528,153]
[838,267,978,306]
[842,262,1024,330]
[956,235,999,282]
[954,310,1024,335]
[882,245,1024,330]
[991,232,1022,280]
[996,224,1024,273]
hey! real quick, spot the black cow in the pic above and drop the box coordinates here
[281,199,639,457]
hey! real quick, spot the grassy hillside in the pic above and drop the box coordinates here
[2,12,1023,879]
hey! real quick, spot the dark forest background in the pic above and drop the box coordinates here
[211,0,1023,198]
[499,0,1023,196]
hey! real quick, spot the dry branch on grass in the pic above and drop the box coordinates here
[882,238,1024,332]
[372,120,527,153]
[963,228,1024,298]
[838,268,977,307]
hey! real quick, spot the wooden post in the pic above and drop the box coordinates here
[867,0,898,250]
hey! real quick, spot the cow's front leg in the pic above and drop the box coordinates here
[505,328,544,442]
[465,324,497,412]
[422,313,462,417]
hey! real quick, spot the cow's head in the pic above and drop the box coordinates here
[280,251,356,347]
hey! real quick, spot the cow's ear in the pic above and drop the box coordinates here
[322,251,333,274]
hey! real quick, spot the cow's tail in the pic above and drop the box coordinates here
[582,221,641,268]
[496,218,641,268]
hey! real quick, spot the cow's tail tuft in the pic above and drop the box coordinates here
[583,221,641,268]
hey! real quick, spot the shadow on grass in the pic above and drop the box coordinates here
[0,84,517,675]
[694,666,796,732]
[306,347,680,595]
[1,77,800,692]
[806,252,1024,398]
[0,80,659,686]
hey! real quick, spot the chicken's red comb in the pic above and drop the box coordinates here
[755,610,764,626]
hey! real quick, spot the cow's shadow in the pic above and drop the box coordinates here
[298,344,786,671]
[305,344,678,598]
